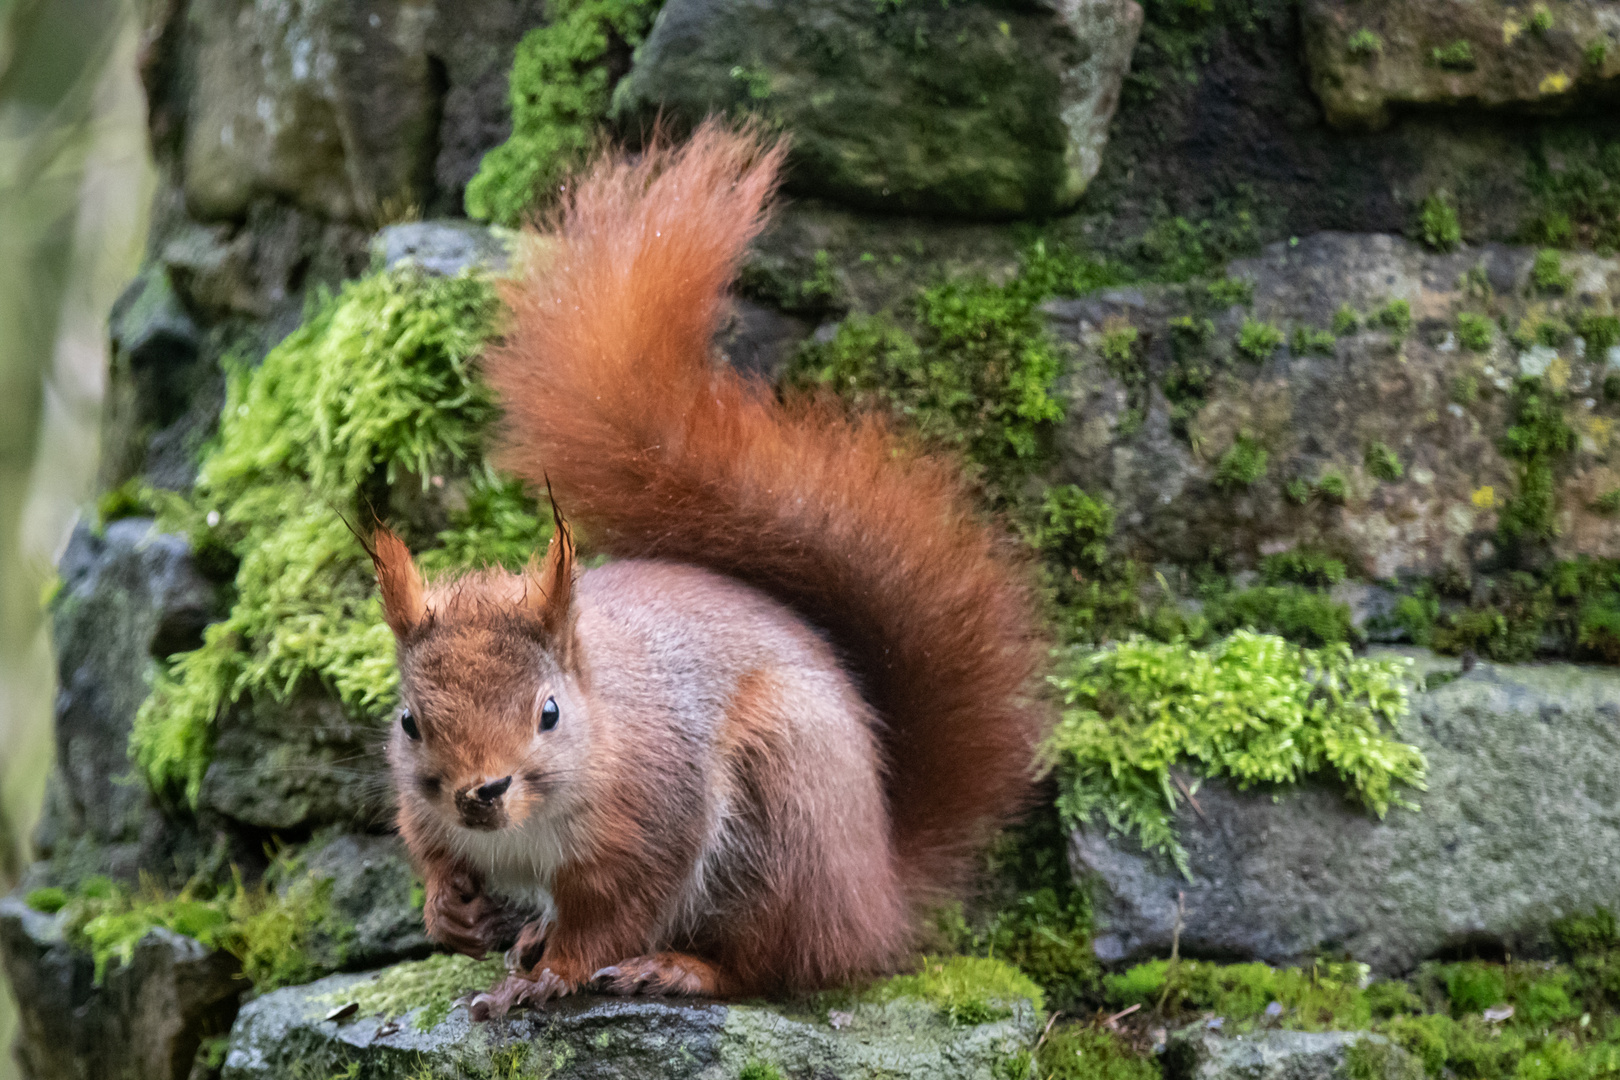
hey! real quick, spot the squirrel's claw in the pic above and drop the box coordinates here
[469,969,575,1021]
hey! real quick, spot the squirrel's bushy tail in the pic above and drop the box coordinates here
[485,120,1048,901]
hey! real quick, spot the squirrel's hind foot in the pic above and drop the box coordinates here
[591,952,731,997]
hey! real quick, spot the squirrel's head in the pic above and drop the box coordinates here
[371,521,589,837]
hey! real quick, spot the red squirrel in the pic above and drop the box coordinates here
[370,121,1050,1018]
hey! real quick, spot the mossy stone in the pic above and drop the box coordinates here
[1304,0,1620,131]
[614,0,1141,218]
[221,967,1040,1079]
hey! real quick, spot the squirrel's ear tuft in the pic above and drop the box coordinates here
[522,517,576,651]
[372,527,427,637]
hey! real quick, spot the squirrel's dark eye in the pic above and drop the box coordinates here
[539,696,560,733]
[400,707,420,741]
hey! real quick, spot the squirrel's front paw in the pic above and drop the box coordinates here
[468,968,576,1021]
[504,915,552,974]
[423,869,505,957]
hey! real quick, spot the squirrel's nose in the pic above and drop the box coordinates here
[474,775,512,803]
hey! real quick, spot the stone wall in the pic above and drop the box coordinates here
[6,0,1620,1077]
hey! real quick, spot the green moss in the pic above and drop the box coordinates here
[1587,39,1609,67]
[1284,478,1312,505]
[1457,312,1495,352]
[1420,194,1462,253]
[1048,631,1424,876]
[1443,962,1507,1015]
[1103,957,1372,1031]
[127,268,534,806]
[1214,432,1268,488]
[47,856,357,990]
[738,1062,785,1080]
[1036,1026,1158,1080]
[1523,131,1620,254]
[1206,585,1356,647]
[1346,28,1384,60]
[1375,299,1413,337]
[1431,40,1476,71]
[1033,486,1115,574]
[1317,469,1349,503]
[1499,376,1576,547]
[1392,591,1439,648]
[24,887,68,914]
[1292,325,1338,357]
[789,250,1071,505]
[1235,316,1284,361]
[96,478,155,529]
[329,952,507,1031]
[1579,313,1620,354]
[1533,249,1574,294]
[868,955,1044,1025]
[1099,321,1140,369]
[464,0,666,225]
[1333,303,1361,336]
[1206,275,1255,308]
[1529,4,1553,34]
[1451,374,1480,405]
[1366,441,1404,483]
[1260,547,1347,588]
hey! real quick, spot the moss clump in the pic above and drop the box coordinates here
[128,268,546,806]
[789,245,1082,505]
[1420,194,1462,253]
[1037,1025,1158,1080]
[1048,631,1425,875]
[1532,249,1574,294]
[464,0,665,225]
[1346,28,1384,60]
[48,858,357,990]
[1365,441,1404,483]
[1579,312,1620,354]
[330,953,507,1031]
[1292,326,1338,357]
[1235,316,1284,361]
[1214,432,1268,488]
[1261,547,1347,588]
[1205,584,1356,647]
[1529,3,1554,33]
[868,955,1044,1025]
[1104,958,1372,1031]
[1457,312,1495,351]
[738,1063,785,1080]
[1524,131,1620,253]
[1317,469,1349,502]
[1499,376,1576,547]
[24,887,69,914]
[1207,276,1255,308]
[1375,299,1413,338]
[1430,40,1476,71]
[1333,303,1361,336]
[1033,485,1115,574]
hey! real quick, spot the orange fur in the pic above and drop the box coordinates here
[486,119,1050,905]
[383,120,1051,1011]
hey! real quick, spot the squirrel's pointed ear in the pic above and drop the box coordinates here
[372,527,427,637]
[522,518,576,648]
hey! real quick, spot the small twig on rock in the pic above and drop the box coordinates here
[1034,1010,1064,1054]
[1171,772,1205,821]
[1104,1003,1142,1030]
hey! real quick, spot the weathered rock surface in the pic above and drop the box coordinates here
[224,969,1040,1080]
[176,0,545,224]
[32,521,220,878]
[0,894,242,1080]
[1165,1027,1422,1080]
[373,219,511,277]
[1050,232,1620,579]
[298,831,431,971]
[616,0,1142,218]
[1303,0,1620,130]
[1079,652,1620,974]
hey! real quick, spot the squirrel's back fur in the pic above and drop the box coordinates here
[485,120,1049,906]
